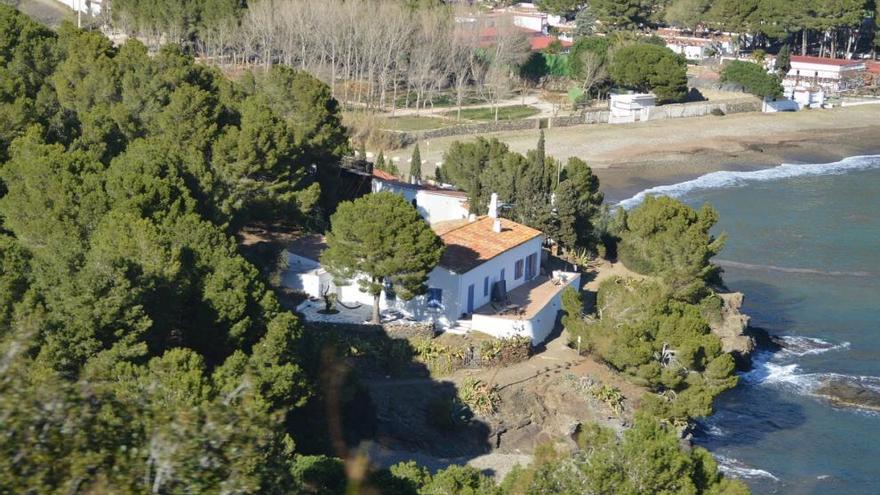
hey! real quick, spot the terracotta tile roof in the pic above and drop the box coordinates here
[791,55,864,68]
[434,216,542,274]
[529,36,573,51]
[372,168,400,182]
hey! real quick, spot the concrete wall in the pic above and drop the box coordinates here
[643,98,760,121]
[471,271,580,345]
[396,118,540,144]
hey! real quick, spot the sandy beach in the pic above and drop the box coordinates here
[392,104,880,202]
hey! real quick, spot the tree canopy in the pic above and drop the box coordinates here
[321,192,445,323]
[0,7,347,491]
[720,60,784,98]
[610,43,689,103]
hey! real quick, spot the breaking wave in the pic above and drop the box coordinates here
[743,345,880,413]
[773,335,851,358]
[716,455,780,481]
[616,154,880,209]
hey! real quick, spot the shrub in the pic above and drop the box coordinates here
[480,335,531,366]
[720,60,783,98]
[426,397,461,432]
[458,378,500,417]
[610,43,688,103]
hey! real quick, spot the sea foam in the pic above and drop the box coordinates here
[715,455,780,481]
[616,154,880,209]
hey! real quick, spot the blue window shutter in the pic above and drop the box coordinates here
[483,276,489,296]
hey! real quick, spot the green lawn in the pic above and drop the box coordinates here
[443,105,540,122]
[383,116,450,131]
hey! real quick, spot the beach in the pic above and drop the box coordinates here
[395,104,880,202]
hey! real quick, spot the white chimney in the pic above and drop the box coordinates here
[488,193,499,219]
[493,219,502,233]
[468,213,477,222]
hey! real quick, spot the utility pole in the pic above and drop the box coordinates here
[76,0,82,29]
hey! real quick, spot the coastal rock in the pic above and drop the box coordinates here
[814,379,880,412]
[711,292,756,370]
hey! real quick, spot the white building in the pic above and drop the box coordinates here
[371,169,469,225]
[54,0,102,15]
[285,195,580,344]
[784,56,866,94]
[608,92,656,124]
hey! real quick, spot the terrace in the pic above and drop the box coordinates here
[472,271,578,320]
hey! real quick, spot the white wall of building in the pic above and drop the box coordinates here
[785,61,865,92]
[55,0,102,14]
[372,178,469,224]
[449,236,544,319]
[471,271,580,344]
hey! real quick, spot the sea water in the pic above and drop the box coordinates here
[619,156,880,494]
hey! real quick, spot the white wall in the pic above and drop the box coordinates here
[471,271,580,344]
[372,179,468,224]
[55,0,102,14]
[452,235,544,318]
[414,191,469,224]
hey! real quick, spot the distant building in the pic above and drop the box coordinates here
[54,0,102,15]
[656,28,734,60]
[784,56,867,94]
[609,92,656,124]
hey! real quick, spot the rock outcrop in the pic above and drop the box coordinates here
[711,292,756,370]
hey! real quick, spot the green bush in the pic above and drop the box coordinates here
[618,196,726,302]
[565,276,738,422]
[610,43,688,103]
[721,60,783,98]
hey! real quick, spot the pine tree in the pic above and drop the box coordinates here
[375,151,386,171]
[321,192,444,324]
[776,44,791,78]
[410,143,422,183]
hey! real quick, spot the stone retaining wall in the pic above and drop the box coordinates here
[305,320,436,340]
[644,98,760,121]
[387,98,761,143]
[395,118,540,145]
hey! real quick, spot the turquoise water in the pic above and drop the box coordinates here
[622,157,880,494]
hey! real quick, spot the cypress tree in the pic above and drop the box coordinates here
[375,151,386,171]
[410,143,422,183]
[776,44,791,78]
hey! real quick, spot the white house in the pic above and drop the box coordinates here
[784,56,866,94]
[54,0,102,15]
[609,92,656,124]
[371,169,469,225]
[285,195,580,344]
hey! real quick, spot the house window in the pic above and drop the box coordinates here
[514,259,524,280]
[526,253,537,280]
[483,276,490,296]
[427,288,443,308]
